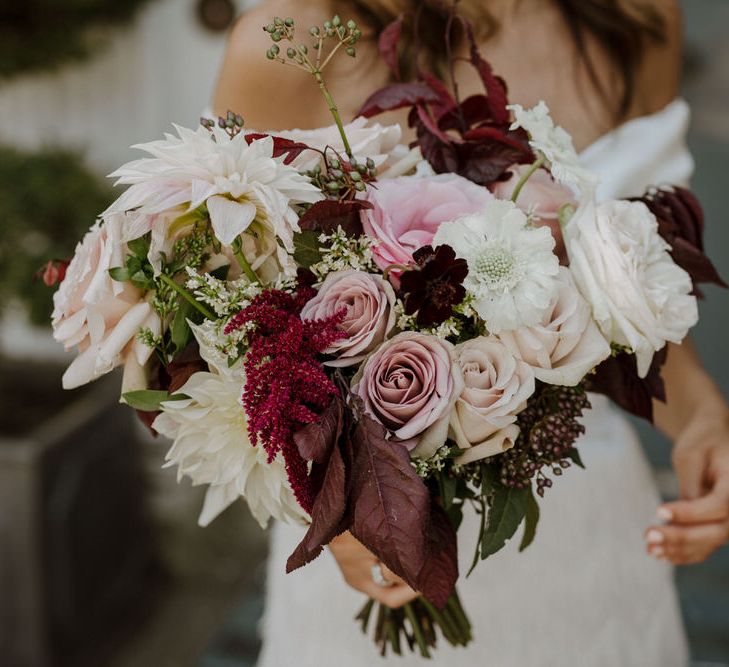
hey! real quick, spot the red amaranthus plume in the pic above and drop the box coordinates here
[225,283,347,513]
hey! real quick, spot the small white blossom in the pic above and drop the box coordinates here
[508,101,598,194]
[309,227,378,282]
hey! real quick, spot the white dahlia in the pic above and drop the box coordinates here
[433,200,560,333]
[104,125,322,257]
[153,323,307,528]
[508,101,598,194]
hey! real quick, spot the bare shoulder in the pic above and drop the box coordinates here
[632,0,684,115]
[212,0,335,130]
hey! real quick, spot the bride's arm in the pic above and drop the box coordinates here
[645,340,729,564]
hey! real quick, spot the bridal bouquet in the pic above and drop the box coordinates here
[48,13,724,658]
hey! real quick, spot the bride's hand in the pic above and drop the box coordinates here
[645,411,729,564]
[329,532,420,608]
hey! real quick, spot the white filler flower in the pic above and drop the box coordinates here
[105,125,322,249]
[433,200,560,333]
[508,101,598,194]
[154,323,307,528]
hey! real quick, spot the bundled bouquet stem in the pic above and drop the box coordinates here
[47,7,725,661]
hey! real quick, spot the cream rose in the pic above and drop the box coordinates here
[300,270,396,367]
[498,267,611,386]
[565,200,698,377]
[450,337,535,465]
[52,214,159,390]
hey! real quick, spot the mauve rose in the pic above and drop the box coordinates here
[498,267,611,386]
[352,332,463,456]
[361,174,493,270]
[491,165,576,262]
[450,336,535,465]
[300,270,396,367]
[52,214,159,390]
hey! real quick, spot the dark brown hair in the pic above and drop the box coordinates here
[346,0,667,118]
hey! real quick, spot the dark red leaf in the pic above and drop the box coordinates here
[357,82,443,119]
[298,199,371,236]
[416,105,452,144]
[378,16,403,80]
[419,70,457,118]
[587,348,668,423]
[415,503,458,609]
[294,396,344,465]
[670,238,727,292]
[287,442,348,572]
[167,342,208,394]
[348,413,431,591]
[438,95,492,132]
[465,25,509,125]
[245,133,311,165]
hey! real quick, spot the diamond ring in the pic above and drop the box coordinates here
[371,562,394,588]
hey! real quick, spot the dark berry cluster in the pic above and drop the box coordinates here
[499,384,591,496]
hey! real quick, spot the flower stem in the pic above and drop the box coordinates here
[403,602,431,658]
[510,156,546,204]
[231,236,259,284]
[314,70,353,158]
[159,273,215,320]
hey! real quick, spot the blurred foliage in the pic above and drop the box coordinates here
[0,0,153,80]
[0,146,113,325]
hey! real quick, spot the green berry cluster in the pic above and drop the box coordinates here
[304,153,377,198]
[200,111,245,138]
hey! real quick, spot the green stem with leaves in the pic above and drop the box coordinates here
[158,273,215,320]
[510,156,546,204]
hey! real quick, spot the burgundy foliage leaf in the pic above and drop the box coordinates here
[297,199,371,236]
[418,70,457,118]
[634,187,726,297]
[287,440,347,572]
[378,15,403,80]
[357,82,443,118]
[465,25,509,125]
[414,503,459,609]
[167,342,208,394]
[587,347,668,423]
[245,133,311,165]
[294,395,344,465]
[348,412,431,591]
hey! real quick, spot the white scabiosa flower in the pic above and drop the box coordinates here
[104,125,322,265]
[508,101,598,194]
[153,323,307,528]
[433,200,560,333]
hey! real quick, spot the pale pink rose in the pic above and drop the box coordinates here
[450,337,535,465]
[352,332,464,456]
[499,267,611,386]
[300,270,396,367]
[52,214,159,390]
[361,174,493,270]
[492,165,576,262]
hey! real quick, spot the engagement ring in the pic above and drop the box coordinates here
[370,562,394,588]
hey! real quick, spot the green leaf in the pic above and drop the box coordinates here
[566,447,585,469]
[209,264,230,280]
[170,300,195,357]
[519,488,540,552]
[127,233,151,260]
[439,471,458,510]
[122,389,188,412]
[293,230,323,268]
[480,483,529,559]
[108,266,131,282]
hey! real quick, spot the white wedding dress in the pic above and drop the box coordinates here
[255,100,693,667]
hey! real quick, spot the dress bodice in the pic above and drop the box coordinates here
[579,99,693,201]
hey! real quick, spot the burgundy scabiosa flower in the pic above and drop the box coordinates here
[400,244,468,326]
